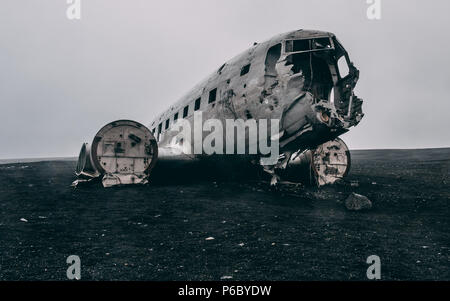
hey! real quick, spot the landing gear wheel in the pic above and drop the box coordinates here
[311,138,351,186]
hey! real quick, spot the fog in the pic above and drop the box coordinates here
[1,0,449,159]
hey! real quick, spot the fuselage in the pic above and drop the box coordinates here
[149,29,363,163]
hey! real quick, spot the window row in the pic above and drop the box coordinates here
[151,63,251,138]
[152,88,217,138]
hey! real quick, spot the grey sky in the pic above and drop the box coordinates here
[0,0,449,159]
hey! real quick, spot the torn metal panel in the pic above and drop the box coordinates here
[75,143,100,179]
[102,173,149,187]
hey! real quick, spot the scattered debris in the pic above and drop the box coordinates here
[344,193,372,211]
[205,237,215,241]
[220,275,233,280]
[350,181,359,187]
[20,218,28,222]
[238,243,245,247]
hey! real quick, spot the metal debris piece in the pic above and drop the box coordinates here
[283,138,350,186]
[73,120,158,187]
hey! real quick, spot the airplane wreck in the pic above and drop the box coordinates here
[73,29,363,188]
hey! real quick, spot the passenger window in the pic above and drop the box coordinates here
[158,123,162,134]
[183,105,189,118]
[208,88,217,104]
[165,119,169,130]
[240,64,251,76]
[217,63,225,74]
[174,112,178,122]
[194,98,201,111]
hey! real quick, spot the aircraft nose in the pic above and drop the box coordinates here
[279,92,350,149]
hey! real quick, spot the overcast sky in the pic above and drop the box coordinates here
[0,0,449,159]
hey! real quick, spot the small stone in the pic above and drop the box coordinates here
[221,275,233,280]
[344,193,372,211]
[205,237,215,241]
[20,218,28,222]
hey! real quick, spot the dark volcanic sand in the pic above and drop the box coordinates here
[0,149,449,280]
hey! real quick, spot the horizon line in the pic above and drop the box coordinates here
[0,146,449,162]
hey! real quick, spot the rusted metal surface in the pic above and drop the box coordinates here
[73,120,158,187]
[285,138,351,186]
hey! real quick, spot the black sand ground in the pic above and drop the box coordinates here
[0,149,449,280]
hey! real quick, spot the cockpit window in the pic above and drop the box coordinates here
[313,38,333,50]
[337,56,350,78]
[286,39,309,52]
[285,37,333,53]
